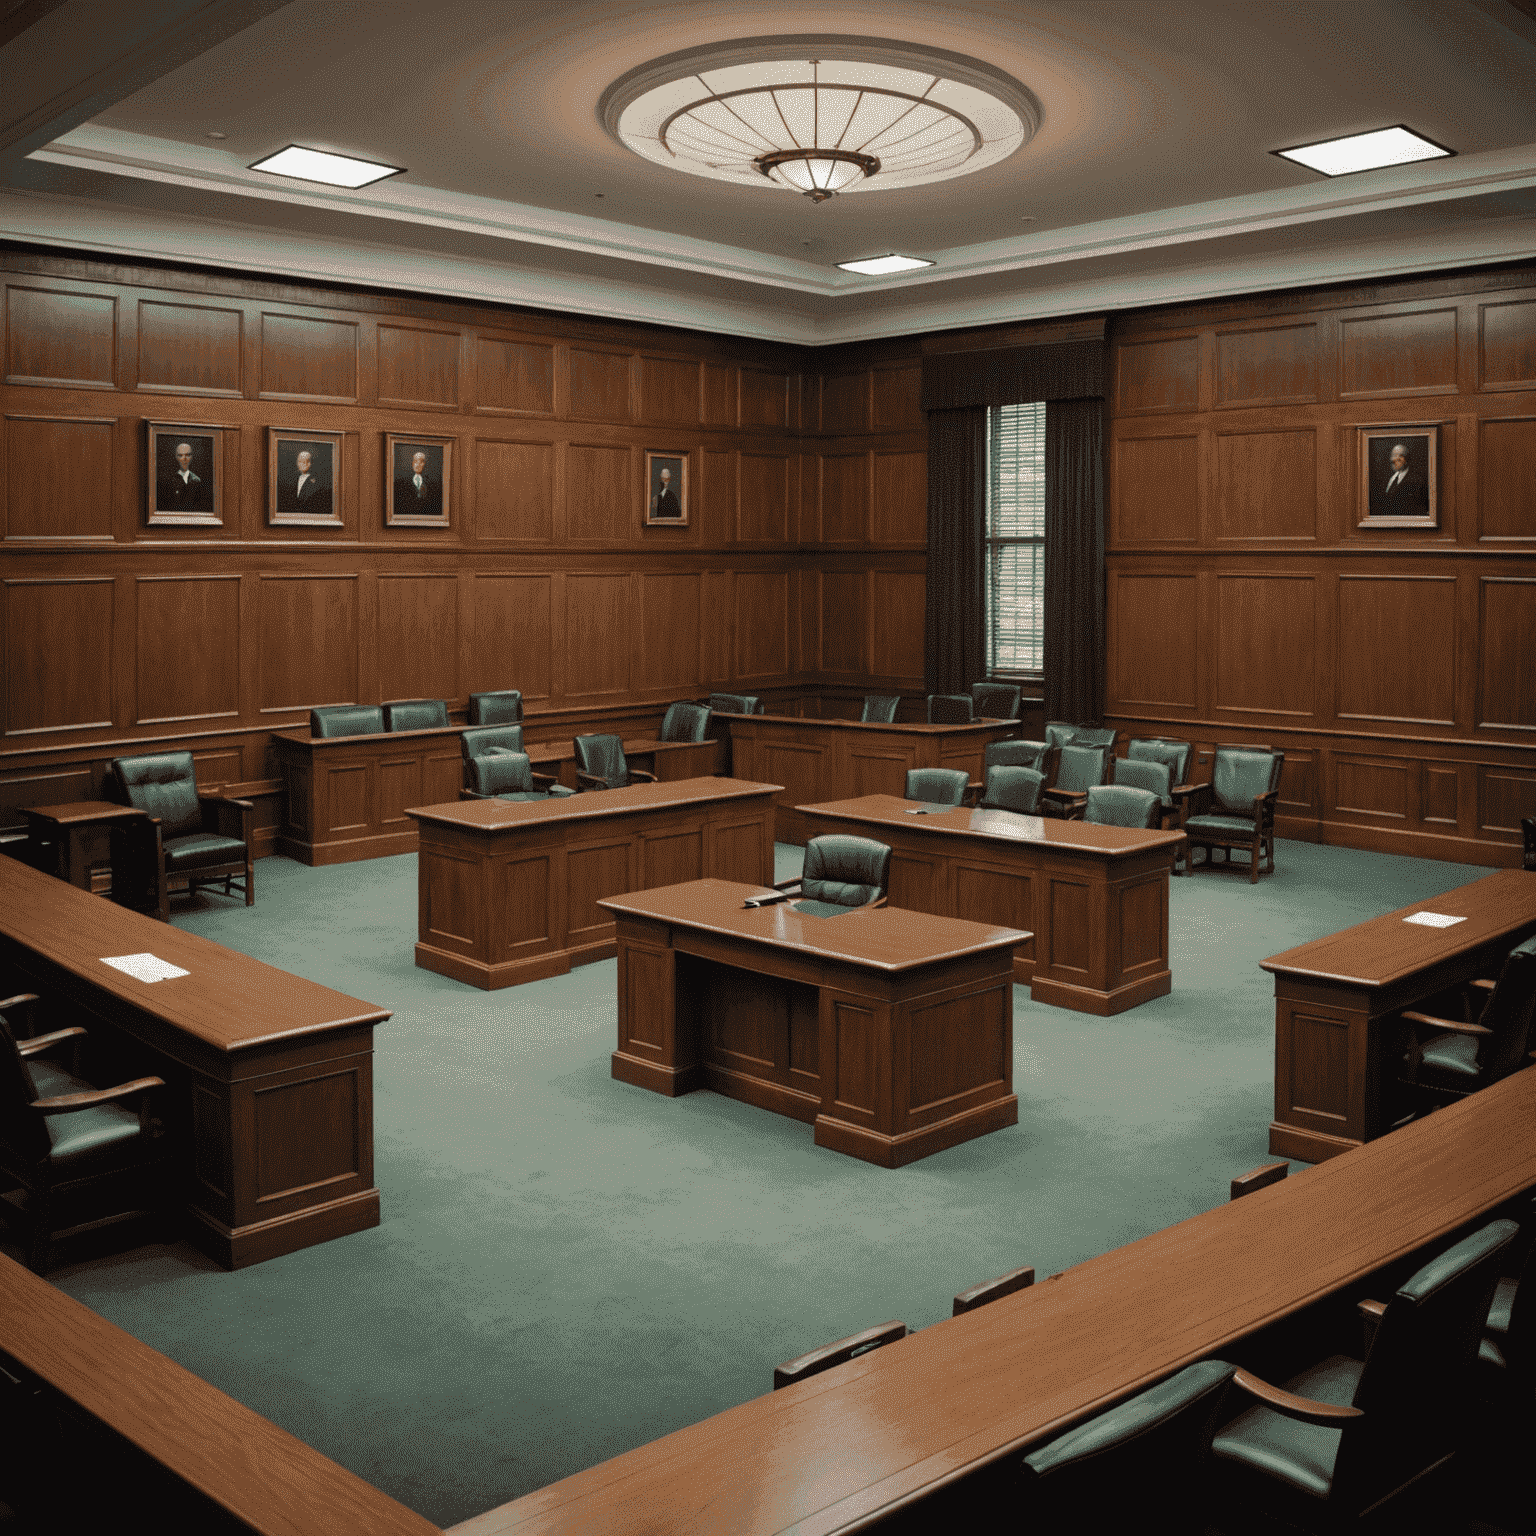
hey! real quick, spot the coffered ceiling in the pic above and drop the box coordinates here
[3,0,1535,344]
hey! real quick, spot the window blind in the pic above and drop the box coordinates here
[985,401,1045,677]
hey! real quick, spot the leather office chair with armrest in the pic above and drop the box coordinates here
[467,690,522,726]
[926,694,973,724]
[462,753,572,803]
[977,765,1045,815]
[774,835,890,919]
[971,682,1022,721]
[860,695,901,723]
[1128,736,1193,792]
[573,735,657,792]
[1041,743,1110,818]
[108,752,253,919]
[1212,1218,1518,1530]
[708,693,762,715]
[309,704,385,738]
[461,725,525,765]
[1182,745,1284,883]
[383,699,449,732]
[1084,785,1163,829]
[1110,758,1188,866]
[658,701,711,743]
[1046,722,1121,756]
[973,739,1059,803]
[1397,934,1536,1115]
[905,768,971,807]
[1478,1193,1536,1395]
[0,1006,167,1274]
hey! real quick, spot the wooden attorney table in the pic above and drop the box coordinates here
[0,857,387,1269]
[1262,866,1536,1163]
[403,779,778,990]
[274,727,721,866]
[599,878,1025,1167]
[726,713,1019,844]
[800,796,1185,1015]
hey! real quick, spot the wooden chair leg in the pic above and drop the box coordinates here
[1250,835,1261,883]
[244,855,254,906]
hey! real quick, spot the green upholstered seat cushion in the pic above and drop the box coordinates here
[1184,812,1258,836]
[462,725,525,760]
[905,768,969,806]
[45,1096,143,1171]
[113,751,202,838]
[1479,1275,1519,1367]
[26,1057,75,1100]
[801,836,889,908]
[1418,1031,1482,1079]
[162,832,247,871]
[1213,749,1281,812]
[1211,1354,1361,1500]
[1085,785,1160,828]
[1129,738,1191,785]
[310,705,385,738]
[467,691,522,725]
[792,899,857,919]
[660,702,711,743]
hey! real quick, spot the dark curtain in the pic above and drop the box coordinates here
[1043,397,1105,724]
[921,338,1104,412]
[923,406,987,695]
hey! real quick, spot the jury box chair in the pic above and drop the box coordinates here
[573,735,657,792]
[977,765,1045,814]
[461,752,571,803]
[926,693,974,724]
[1046,722,1120,757]
[658,701,711,743]
[708,693,762,716]
[461,724,524,765]
[773,835,890,919]
[0,996,168,1274]
[1083,784,1163,829]
[107,751,253,919]
[904,768,970,807]
[1041,743,1111,819]
[860,695,901,723]
[970,681,1022,720]
[383,699,449,732]
[309,704,384,737]
[468,690,523,726]
[1182,745,1285,883]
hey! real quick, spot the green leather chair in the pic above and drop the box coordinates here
[309,704,385,737]
[467,690,522,726]
[1479,1194,1536,1396]
[978,765,1045,814]
[708,693,762,715]
[1111,758,1185,855]
[1022,1359,1236,1526]
[772,1320,907,1390]
[659,701,711,743]
[984,738,1059,788]
[1397,934,1536,1113]
[461,724,525,765]
[971,682,1021,720]
[1042,743,1111,818]
[0,999,167,1273]
[1183,745,1284,883]
[905,767,970,807]
[1128,736,1193,792]
[1212,1219,1518,1529]
[108,751,254,919]
[383,699,449,731]
[462,752,571,803]
[573,735,657,791]
[1084,784,1162,829]
[774,835,890,920]
[1046,722,1120,757]
[926,694,973,724]
[860,695,901,723]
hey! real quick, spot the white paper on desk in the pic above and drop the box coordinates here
[1403,912,1466,929]
[100,952,190,982]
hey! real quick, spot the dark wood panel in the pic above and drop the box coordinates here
[820,572,866,677]
[377,574,458,703]
[1424,762,1459,826]
[475,334,554,415]
[820,452,869,542]
[564,573,631,697]
[1215,323,1318,407]
[820,372,869,434]
[138,300,242,395]
[378,324,460,408]
[871,364,922,429]
[1477,416,1536,540]
[872,450,925,544]
[136,575,240,724]
[1113,435,1198,543]
[1110,573,1198,710]
[702,362,735,426]
[702,448,735,540]
[4,415,113,539]
[257,575,358,712]
[1480,765,1536,832]
[6,285,115,387]
[1479,577,1536,729]
[468,573,552,701]
[740,368,787,428]
[870,571,925,683]
[259,313,358,401]
[569,346,631,422]
[736,571,789,681]
[1339,308,1457,398]
[1214,429,1315,539]
[1214,574,1315,716]
[739,452,789,543]
[567,442,630,542]
[1337,575,1456,725]
[1479,298,1536,391]
[1116,335,1198,414]
[474,438,555,542]
[638,571,701,693]
[1333,754,1411,820]
[641,355,700,424]
[3,577,114,734]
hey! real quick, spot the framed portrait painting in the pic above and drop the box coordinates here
[386,434,453,527]
[1358,426,1438,528]
[644,451,688,526]
[268,429,344,526]
[147,421,225,526]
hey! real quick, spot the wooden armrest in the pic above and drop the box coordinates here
[1401,1010,1492,1038]
[1230,1161,1288,1200]
[865,895,888,909]
[628,768,658,784]
[200,793,254,811]
[1357,1298,1386,1321]
[953,1264,1035,1316]
[530,771,560,789]
[33,1075,166,1115]
[0,993,41,1014]
[460,789,487,800]
[772,1321,907,1390]
[575,771,609,791]
[1230,1367,1363,1425]
[17,1026,87,1058]
[1471,978,1497,992]
[773,877,803,894]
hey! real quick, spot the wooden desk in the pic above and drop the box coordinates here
[0,1250,441,1536]
[727,714,1020,844]
[1262,867,1536,1164]
[20,800,148,890]
[404,779,778,990]
[799,796,1185,1015]
[454,1062,1536,1536]
[0,857,388,1269]
[599,878,1025,1167]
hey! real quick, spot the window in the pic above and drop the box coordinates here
[985,400,1045,677]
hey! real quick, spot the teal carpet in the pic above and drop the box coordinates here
[21,840,1486,1528]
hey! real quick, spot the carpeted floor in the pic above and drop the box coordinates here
[16,838,1488,1528]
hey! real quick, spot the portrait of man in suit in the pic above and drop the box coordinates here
[1362,429,1436,525]
[389,440,447,523]
[277,445,333,520]
[645,453,687,524]
[148,425,220,523]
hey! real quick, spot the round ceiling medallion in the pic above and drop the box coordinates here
[601,37,1038,202]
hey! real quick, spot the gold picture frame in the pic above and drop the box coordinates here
[386,434,453,527]
[147,421,227,526]
[268,428,344,527]
[1357,425,1438,529]
[644,451,688,526]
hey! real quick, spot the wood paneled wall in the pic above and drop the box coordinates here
[1106,263,1536,865]
[0,250,926,850]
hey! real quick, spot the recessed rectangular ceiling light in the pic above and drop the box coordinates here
[249,145,403,188]
[836,254,934,276]
[1274,125,1452,177]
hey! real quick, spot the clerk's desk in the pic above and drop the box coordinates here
[0,857,386,1268]
[725,713,1020,844]
[1263,867,1536,1164]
